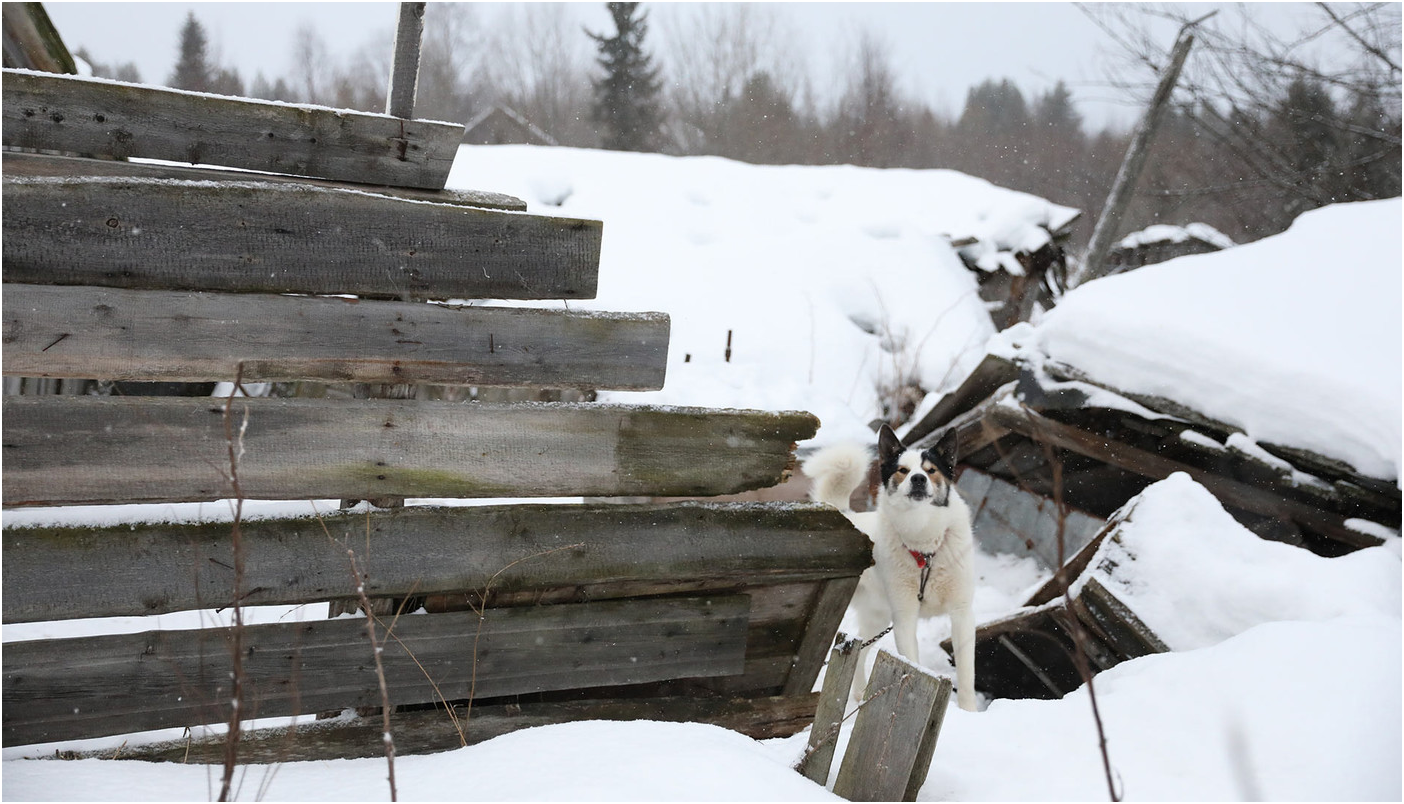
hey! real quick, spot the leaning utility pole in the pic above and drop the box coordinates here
[1069,12,1216,289]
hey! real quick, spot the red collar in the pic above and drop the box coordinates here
[909,549,930,567]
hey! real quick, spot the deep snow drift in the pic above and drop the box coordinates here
[3,147,1399,801]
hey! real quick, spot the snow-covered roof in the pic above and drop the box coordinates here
[1020,198,1401,483]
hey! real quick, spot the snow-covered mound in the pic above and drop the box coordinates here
[1029,198,1402,483]
[1079,473,1401,650]
[447,145,1077,444]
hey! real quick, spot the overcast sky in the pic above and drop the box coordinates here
[43,2,1332,133]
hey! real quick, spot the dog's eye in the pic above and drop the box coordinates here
[895,467,910,476]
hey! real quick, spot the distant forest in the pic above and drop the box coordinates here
[76,2,1401,249]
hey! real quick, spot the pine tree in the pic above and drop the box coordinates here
[169,11,213,92]
[587,2,663,152]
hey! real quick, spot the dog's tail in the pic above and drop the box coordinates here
[802,442,872,512]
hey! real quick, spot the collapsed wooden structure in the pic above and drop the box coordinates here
[0,56,868,757]
[909,349,1399,700]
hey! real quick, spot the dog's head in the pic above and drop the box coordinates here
[877,424,958,507]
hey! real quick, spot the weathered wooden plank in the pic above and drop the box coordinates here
[61,694,822,763]
[2,68,463,189]
[903,353,1019,446]
[2,151,527,212]
[2,502,868,623]
[797,633,862,786]
[783,575,862,696]
[2,595,750,745]
[2,174,599,301]
[902,673,953,802]
[2,3,76,73]
[957,467,1106,571]
[3,283,668,390]
[2,397,818,506]
[834,650,948,802]
[986,403,1383,550]
[386,3,426,119]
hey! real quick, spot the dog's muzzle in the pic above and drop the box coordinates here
[907,474,949,506]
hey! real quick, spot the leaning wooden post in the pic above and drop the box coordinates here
[1070,11,1216,288]
[386,2,427,119]
[796,632,862,785]
[833,649,952,802]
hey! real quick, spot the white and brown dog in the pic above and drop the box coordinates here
[805,424,977,711]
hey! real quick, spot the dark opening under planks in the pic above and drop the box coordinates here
[2,69,463,190]
[1,397,819,506]
[2,501,870,623]
[2,594,750,745]
[3,283,668,390]
[3,174,601,301]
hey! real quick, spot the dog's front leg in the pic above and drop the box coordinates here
[890,604,921,668]
[949,604,977,711]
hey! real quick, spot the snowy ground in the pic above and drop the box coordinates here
[3,147,1399,801]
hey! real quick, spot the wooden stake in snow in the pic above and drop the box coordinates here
[386,3,427,120]
[1071,12,1216,289]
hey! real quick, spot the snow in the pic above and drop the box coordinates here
[1021,198,1403,483]
[1115,221,1236,251]
[443,145,1075,446]
[4,146,1399,800]
[7,475,1398,802]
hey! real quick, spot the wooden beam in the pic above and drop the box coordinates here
[2,68,463,189]
[62,693,822,763]
[903,353,1019,447]
[2,151,527,212]
[797,633,862,786]
[2,595,750,746]
[2,3,77,73]
[2,397,818,506]
[3,283,669,390]
[3,174,599,301]
[783,576,862,697]
[2,502,868,622]
[987,404,1383,549]
[386,3,427,119]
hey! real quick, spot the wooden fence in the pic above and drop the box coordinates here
[1,65,869,757]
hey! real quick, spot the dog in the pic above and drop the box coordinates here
[804,424,978,711]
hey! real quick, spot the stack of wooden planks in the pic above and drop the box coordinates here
[1,68,870,760]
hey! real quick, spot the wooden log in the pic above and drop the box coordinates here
[986,403,1383,549]
[3,283,669,390]
[61,693,822,763]
[797,633,862,785]
[2,174,599,301]
[2,594,750,745]
[2,151,527,212]
[834,650,949,802]
[2,397,817,506]
[2,501,866,623]
[2,68,464,190]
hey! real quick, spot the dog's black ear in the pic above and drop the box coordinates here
[929,428,959,478]
[878,423,904,462]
